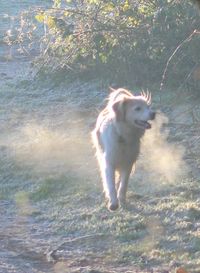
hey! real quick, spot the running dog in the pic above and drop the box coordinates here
[92,88,155,211]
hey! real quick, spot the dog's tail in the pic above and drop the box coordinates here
[91,127,104,172]
[91,128,101,150]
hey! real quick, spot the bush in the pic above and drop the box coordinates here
[4,0,200,88]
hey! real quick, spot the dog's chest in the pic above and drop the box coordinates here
[100,121,141,166]
[111,138,140,167]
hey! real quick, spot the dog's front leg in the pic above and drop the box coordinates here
[117,164,133,205]
[101,157,118,211]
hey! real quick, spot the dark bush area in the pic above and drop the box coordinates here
[4,0,200,89]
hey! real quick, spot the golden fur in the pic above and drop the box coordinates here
[92,88,155,211]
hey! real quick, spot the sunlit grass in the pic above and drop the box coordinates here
[0,77,200,272]
[1,156,199,271]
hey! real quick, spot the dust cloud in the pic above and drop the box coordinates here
[6,112,188,185]
[10,120,94,176]
[141,112,188,185]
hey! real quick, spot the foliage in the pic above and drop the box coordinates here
[4,0,200,88]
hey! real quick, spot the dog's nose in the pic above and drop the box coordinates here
[150,112,156,120]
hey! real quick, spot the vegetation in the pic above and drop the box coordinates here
[1,1,200,272]
[5,0,200,89]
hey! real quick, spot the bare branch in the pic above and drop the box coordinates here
[160,29,200,92]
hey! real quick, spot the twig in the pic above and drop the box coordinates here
[175,63,199,94]
[46,233,105,262]
[160,29,200,95]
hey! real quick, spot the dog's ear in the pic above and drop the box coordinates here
[112,98,128,121]
[108,87,116,93]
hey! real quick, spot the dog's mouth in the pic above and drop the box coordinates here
[134,120,151,129]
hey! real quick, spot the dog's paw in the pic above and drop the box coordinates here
[108,202,119,211]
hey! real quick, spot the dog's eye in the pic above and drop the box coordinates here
[135,106,141,111]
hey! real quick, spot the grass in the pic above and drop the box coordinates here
[7,169,198,272]
[0,75,200,272]
[1,137,200,272]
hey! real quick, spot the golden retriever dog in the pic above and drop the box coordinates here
[92,88,155,211]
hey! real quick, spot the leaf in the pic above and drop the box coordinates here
[53,0,61,8]
[123,0,130,12]
[87,0,98,4]
[35,12,45,23]
[46,16,56,28]
[176,267,188,273]
[64,11,70,17]
[103,3,115,12]
[99,53,108,63]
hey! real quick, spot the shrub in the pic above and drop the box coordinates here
[4,0,200,88]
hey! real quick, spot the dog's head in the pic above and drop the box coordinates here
[112,92,155,130]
